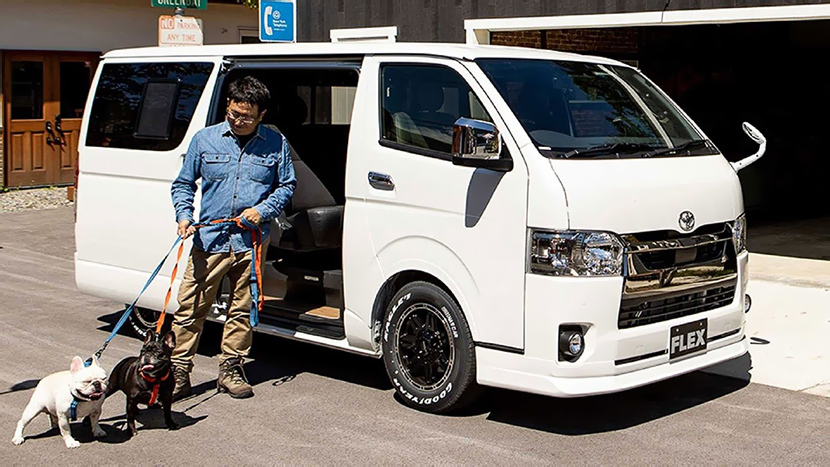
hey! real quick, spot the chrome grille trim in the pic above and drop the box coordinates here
[619,223,738,329]
[619,281,737,329]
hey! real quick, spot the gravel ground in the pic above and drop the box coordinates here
[0,187,73,213]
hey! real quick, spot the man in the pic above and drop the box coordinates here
[170,76,296,400]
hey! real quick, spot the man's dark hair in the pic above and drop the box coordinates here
[227,76,270,112]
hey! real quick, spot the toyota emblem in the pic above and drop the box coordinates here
[678,211,695,232]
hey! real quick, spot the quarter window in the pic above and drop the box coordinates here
[86,62,213,150]
[380,64,491,155]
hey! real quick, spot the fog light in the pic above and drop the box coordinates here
[559,328,584,361]
[744,294,752,313]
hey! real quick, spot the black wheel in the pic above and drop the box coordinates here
[381,281,482,414]
[128,306,160,339]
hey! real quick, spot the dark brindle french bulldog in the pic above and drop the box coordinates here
[106,330,179,436]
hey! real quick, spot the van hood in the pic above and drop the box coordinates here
[549,155,743,234]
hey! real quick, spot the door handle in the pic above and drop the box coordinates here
[45,121,58,146]
[54,114,66,145]
[368,171,394,190]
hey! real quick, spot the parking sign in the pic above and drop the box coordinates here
[259,1,296,42]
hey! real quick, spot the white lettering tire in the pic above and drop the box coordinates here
[381,281,482,414]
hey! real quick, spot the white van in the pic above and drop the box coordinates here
[75,42,764,413]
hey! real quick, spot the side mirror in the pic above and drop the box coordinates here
[731,122,767,172]
[742,122,765,145]
[451,117,513,172]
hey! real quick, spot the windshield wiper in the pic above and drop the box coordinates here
[642,139,711,158]
[558,142,656,159]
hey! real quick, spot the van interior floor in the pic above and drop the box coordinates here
[263,296,341,321]
[256,281,346,339]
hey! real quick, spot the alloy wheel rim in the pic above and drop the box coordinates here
[394,303,455,392]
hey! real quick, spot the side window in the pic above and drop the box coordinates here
[86,62,214,151]
[380,64,491,155]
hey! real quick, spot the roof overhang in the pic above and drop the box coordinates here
[465,4,830,44]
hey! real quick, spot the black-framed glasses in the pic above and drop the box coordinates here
[227,109,257,125]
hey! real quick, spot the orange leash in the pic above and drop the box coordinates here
[156,240,185,333]
[153,216,263,332]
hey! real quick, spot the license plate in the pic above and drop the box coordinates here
[669,318,707,360]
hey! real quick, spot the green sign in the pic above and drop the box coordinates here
[151,0,207,10]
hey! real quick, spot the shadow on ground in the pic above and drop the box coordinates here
[20,406,207,446]
[0,379,39,396]
[94,309,391,393]
[93,309,755,435]
[481,352,752,435]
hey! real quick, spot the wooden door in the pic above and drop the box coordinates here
[3,51,98,187]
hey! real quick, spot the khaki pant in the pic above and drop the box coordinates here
[170,240,268,372]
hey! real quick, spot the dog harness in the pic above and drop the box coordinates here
[69,398,79,421]
[140,368,171,406]
[69,390,92,421]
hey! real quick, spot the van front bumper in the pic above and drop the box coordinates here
[475,251,749,397]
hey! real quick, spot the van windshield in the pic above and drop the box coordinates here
[476,59,718,158]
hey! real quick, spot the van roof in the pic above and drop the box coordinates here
[101,41,627,67]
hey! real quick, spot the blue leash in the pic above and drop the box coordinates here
[76,236,183,420]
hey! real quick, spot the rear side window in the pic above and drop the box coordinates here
[86,62,214,150]
[380,64,491,155]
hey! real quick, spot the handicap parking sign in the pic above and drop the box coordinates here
[260,1,295,42]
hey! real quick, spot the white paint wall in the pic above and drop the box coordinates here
[0,0,259,52]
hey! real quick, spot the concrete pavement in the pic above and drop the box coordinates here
[1,207,829,464]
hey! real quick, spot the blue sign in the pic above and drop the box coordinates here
[260,1,295,42]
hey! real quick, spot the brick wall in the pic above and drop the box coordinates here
[491,27,640,59]
[491,30,543,49]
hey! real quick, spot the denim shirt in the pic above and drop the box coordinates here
[171,120,296,253]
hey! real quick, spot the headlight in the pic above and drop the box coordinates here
[530,230,624,276]
[732,214,747,253]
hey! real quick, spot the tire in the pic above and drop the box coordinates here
[127,276,230,338]
[128,306,161,339]
[381,281,482,414]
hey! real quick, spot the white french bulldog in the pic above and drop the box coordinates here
[12,356,108,448]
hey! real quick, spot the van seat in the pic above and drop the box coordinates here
[263,124,343,254]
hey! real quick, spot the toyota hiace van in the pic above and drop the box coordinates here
[75,42,765,413]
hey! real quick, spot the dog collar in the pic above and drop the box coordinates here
[139,368,171,406]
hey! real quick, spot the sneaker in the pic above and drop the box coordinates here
[172,365,192,401]
[218,357,254,399]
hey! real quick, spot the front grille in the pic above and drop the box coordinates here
[619,283,736,329]
[636,241,726,270]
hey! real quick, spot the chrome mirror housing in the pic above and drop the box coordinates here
[451,117,512,171]
[452,117,501,160]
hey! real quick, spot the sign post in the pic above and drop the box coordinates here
[159,15,204,46]
[151,0,208,10]
[259,0,296,42]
